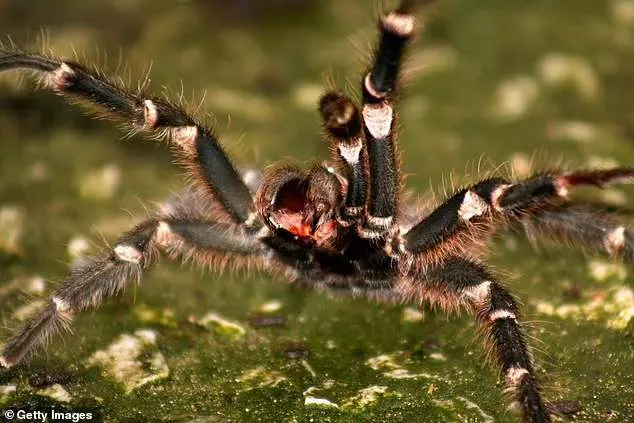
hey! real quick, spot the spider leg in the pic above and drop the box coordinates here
[319,92,368,225]
[400,168,634,255]
[359,1,417,238]
[0,217,263,369]
[524,205,634,263]
[403,257,551,422]
[0,51,257,226]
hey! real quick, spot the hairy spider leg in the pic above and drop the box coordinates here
[401,257,551,422]
[0,211,262,369]
[359,2,416,238]
[388,168,634,420]
[0,51,258,227]
[525,206,634,262]
[401,168,634,255]
[318,92,368,225]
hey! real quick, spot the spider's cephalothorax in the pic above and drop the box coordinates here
[1,2,633,422]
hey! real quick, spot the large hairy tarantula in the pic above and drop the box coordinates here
[1,1,633,422]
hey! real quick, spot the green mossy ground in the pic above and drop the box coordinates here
[1,0,633,421]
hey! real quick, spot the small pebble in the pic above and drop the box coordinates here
[248,314,287,328]
[29,371,73,388]
[562,283,582,300]
[283,342,310,359]
[551,400,582,416]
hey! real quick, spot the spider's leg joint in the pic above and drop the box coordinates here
[363,73,385,100]
[45,62,75,92]
[490,184,512,210]
[143,99,159,128]
[554,177,570,197]
[154,220,174,246]
[458,190,489,220]
[338,141,363,165]
[52,296,70,313]
[462,280,492,303]
[382,11,416,38]
[604,225,626,256]
[171,125,199,153]
[489,309,517,321]
[113,244,143,263]
[52,296,74,321]
[505,366,530,388]
[362,101,394,139]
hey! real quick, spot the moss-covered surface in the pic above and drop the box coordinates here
[1,0,633,421]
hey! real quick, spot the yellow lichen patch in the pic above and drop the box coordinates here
[134,303,176,327]
[538,53,599,101]
[259,300,283,313]
[188,311,246,338]
[341,385,389,410]
[85,329,169,394]
[365,354,401,371]
[535,286,634,330]
[607,287,634,330]
[77,163,121,200]
[304,396,339,408]
[0,384,16,404]
[302,380,340,408]
[27,277,47,295]
[0,276,46,300]
[588,259,628,283]
[401,307,424,323]
[432,397,494,422]
[365,352,446,381]
[456,397,495,423]
[67,236,91,259]
[611,0,634,26]
[0,206,24,255]
[37,384,72,403]
[293,83,324,111]
[547,120,600,144]
[429,352,447,362]
[235,366,287,392]
[490,75,539,121]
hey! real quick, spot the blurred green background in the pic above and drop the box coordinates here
[0,0,633,421]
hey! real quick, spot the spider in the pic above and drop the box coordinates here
[1,1,633,422]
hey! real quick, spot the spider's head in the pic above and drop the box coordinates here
[256,165,343,246]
